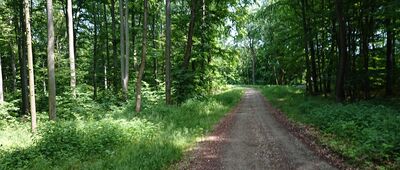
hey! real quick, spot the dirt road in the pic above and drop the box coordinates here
[183,89,336,170]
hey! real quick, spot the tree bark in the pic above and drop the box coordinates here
[165,0,172,104]
[8,42,17,92]
[309,40,319,93]
[111,0,118,92]
[385,18,394,96]
[0,56,4,103]
[119,0,127,100]
[124,0,129,95]
[23,0,37,132]
[47,0,56,120]
[334,0,348,102]
[135,0,148,112]
[103,3,110,90]
[93,4,98,100]
[152,14,158,85]
[17,0,29,116]
[249,38,256,85]
[300,0,312,93]
[182,0,196,70]
[67,0,76,97]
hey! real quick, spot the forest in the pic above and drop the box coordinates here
[0,0,399,169]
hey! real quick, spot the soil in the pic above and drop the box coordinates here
[177,89,344,170]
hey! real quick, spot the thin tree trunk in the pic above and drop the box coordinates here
[104,3,110,90]
[8,42,16,92]
[152,14,158,84]
[132,9,137,70]
[67,0,76,97]
[17,0,29,116]
[111,0,118,92]
[310,40,319,93]
[124,0,129,95]
[93,5,98,100]
[250,38,256,85]
[23,0,36,132]
[165,0,172,104]
[0,56,4,103]
[300,0,312,93]
[182,0,196,70]
[334,0,347,102]
[47,0,56,120]
[119,0,127,100]
[386,18,394,96]
[135,0,148,112]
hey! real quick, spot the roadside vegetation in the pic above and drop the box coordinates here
[0,89,243,169]
[259,85,400,169]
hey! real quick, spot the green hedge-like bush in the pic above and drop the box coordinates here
[307,103,400,164]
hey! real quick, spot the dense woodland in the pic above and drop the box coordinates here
[239,0,400,101]
[0,0,399,169]
[0,0,246,130]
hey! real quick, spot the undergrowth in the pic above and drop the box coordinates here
[259,85,400,169]
[0,89,243,170]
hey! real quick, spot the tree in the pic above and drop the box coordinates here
[0,55,3,104]
[93,2,99,99]
[111,0,118,92]
[68,0,76,98]
[165,0,172,104]
[334,0,347,102]
[182,0,197,70]
[135,0,148,113]
[47,0,56,120]
[17,0,29,116]
[23,0,36,132]
[385,18,394,96]
[119,0,128,100]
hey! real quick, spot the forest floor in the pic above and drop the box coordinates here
[178,89,336,170]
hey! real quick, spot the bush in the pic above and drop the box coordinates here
[0,89,243,170]
[0,101,20,128]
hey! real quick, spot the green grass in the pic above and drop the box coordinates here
[258,85,400,169]
[0,89,243,170]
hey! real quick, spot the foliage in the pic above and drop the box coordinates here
[0,102,19,128]
[0,89,243,169]
[260,85,400,169]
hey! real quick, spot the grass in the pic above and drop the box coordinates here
[258,85,400,169]
[0,89,243,170]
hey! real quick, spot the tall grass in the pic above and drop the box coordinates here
[259,85,400,169]
[0,89,243,170]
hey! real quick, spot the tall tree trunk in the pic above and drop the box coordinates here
[152,15,158,85]
[8,42,17,92]
[93,4,98,100]
[119,0,127,100]
[0,56,4,104]
[17,0,29,116]
[165,0,172,104]
[23,0,37,132]
[300,0,312,93]
[47,0,56,120]
[135,0,148,112]
[385,18,394,96]
[250,38,256,85]
[124,0,129,94]
[67,0,76,97]
[132,9,137,70]
[310,39,319,93]
[182,0,196,70]
[104,3,110,90]
[111,0,118,92]
[334,0,347,102]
